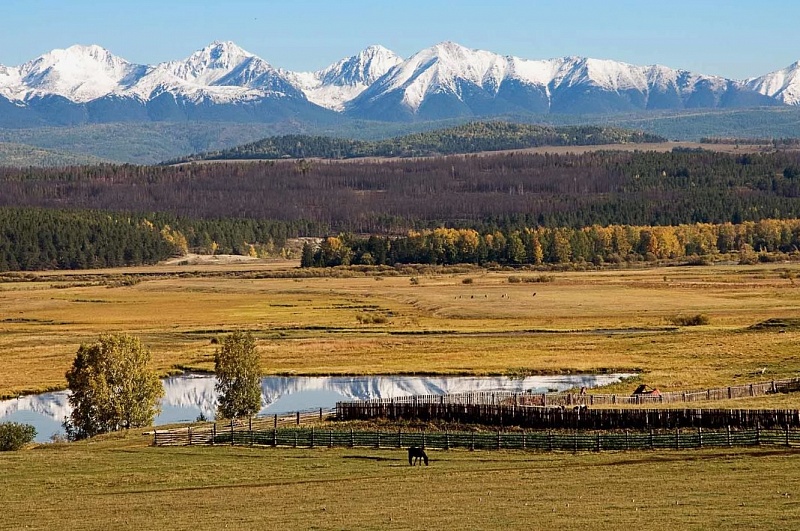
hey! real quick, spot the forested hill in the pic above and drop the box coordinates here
[168,122,665,163]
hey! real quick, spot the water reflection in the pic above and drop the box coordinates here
[0,373,633,442]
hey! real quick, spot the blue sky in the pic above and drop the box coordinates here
[4,0,800,79]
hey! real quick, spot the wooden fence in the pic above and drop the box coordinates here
[153,425,800,452]
[348,377,800,409]
[150,408,332,446]
[335,404,800,430]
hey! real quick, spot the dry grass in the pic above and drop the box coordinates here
[2,262,800,404]
[2,431,800,530]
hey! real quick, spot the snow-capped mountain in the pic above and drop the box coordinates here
[287,45,403,111]
[747,61,800,106]
[0,44,146,103]
[347,41,778,120]
[123,41,306,104]
[0,40,794,128]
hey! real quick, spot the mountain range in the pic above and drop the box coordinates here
[1,40,799,126]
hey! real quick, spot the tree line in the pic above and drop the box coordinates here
[4,149,800,235]
[0,208,321,271]
[169,121,665,163]
[302,219,800,267]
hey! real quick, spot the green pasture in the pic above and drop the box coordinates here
[2,432,799,530]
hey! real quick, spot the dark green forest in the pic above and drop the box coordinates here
[169,122,664,162]
[0,208,319,271]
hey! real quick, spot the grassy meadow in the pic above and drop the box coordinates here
[1,260,800,402]
[2,431,800,531]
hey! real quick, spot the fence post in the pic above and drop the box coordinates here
[675,428,679,450]
[319,407,323,421]
[728,387,732,399]
[471,432,475,451]
[496,431,501,450]
[756,424,761,446]
[329,429,333,448]
[649,428,654,449]
[727,425,731,447]
[153,430,158,446]
[212,423,216,446]
[574,431,578,453]
[188,426,192,446]
[625,430,629,451]
[376,430,381,449]
[311,427,315,448]
[296,411,300,426]
[445,430,449,450]
[786,425,791,447]
[272,427,277,447]
[230,419,234,446]
[542,393,547,408]
[522,430,526,450]
[350,428,354,448]
[422,431,426,449]
[596,433,601,452]
[547,431,553,452]
[698,426,702,448]
[274,414,277,429]
[249,417,253,447]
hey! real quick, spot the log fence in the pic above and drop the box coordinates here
[153,425,800,453]
[346,377,800,409]
[335,403,800,430]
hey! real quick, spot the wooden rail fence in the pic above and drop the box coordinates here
[347,377,800,409]
[335,404,800,430]
[153,425,800,452]
[150,408,333,446]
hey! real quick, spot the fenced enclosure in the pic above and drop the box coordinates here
[346,377,800,409]
[153,424,800,453]
[335,404,800,431]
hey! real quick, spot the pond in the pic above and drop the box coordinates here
[0,373,634,442]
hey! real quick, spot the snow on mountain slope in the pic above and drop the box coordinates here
[349,41,770,118]
[287,45,403,110]
[368,41,509,110]
[1,44,145,102]
[123,41,304,104]
[747,61,800,105]
[0,40,794,127]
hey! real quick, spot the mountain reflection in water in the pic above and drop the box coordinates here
[0,373,634,442]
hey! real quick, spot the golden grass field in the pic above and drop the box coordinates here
[2,260,800,402]
[3,259,800,529]
[2,431,800,531]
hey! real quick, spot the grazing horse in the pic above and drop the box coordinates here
[408,446,429,466]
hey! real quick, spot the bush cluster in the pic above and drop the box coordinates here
[0,422,36,451]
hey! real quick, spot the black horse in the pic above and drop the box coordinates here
[408,446,428,466]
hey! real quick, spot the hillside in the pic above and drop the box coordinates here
[171,122,665,163]
[0,142,109,166]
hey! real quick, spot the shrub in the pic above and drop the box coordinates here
[668,313,710,326]
[524,274,555,283]
[462,277,474,284]
[507,276,522,283]
[0,422,36,451]
[356,313,389,324]
[409,277,419,285]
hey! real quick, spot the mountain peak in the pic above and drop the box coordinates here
[317,44,402,87]
[747,59,800,105]
[13,44,140,103]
